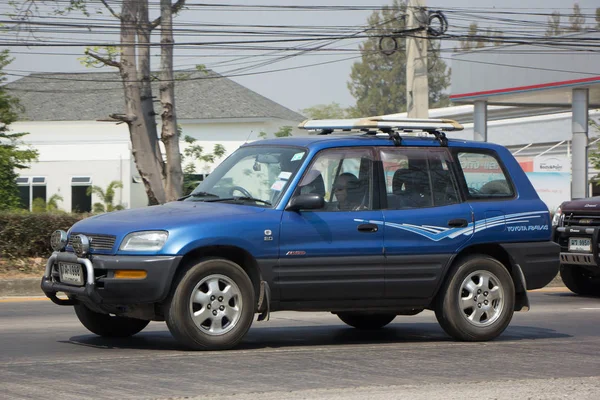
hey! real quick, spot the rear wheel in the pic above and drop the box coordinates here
[435,255,515,341]
[337,313,396,330]
[74,304,149,337]
[560,265,600,296]
[166,258,255,350]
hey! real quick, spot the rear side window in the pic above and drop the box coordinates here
[380,148,459,209]
[456,151,514,199]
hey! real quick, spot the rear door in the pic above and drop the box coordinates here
[380,147,474,299]
[453,149,542,242]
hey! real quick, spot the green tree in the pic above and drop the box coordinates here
[545,4,587,37]
[31,194,64,213]
[274,126,293,138]
[546,11,564,37]
[454,23,504,52]
[181,136,226,196]
[13,0,187,205]
[0,49,38,211]
[46,194,64,212]
[596,7,600,29]
[300,102,355,119]
[257,125,295,140]
[86,181,125,213]
[347,0,450,116]
[568,3,586,32]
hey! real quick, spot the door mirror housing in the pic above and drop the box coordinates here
[286,194,325,212]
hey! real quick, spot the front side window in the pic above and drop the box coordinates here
[295,148,374,211]
[187,145,307,207]
[456,151,514,199]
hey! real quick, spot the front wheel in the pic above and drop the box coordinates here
[74,304,149,337]
[166,258,255,350]
[560,265,600,296]
[435,255,515,341]
[337,313,396,330]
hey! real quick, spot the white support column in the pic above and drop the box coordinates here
[473,100,487,142]
[571,88,589,199]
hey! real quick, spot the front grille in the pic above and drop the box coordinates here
[68,233,116,251]
[563,213,600,227]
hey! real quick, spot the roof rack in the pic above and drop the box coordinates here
[298,114,463,147]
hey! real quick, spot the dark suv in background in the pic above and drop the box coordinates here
[553,198,600,295]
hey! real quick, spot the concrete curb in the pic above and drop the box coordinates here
[0,278,44,297]
[0,275,567,298]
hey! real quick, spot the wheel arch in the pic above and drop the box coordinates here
[437,243,529,312]
[168,245,262,307]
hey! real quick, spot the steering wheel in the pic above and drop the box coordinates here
[230,185,252,198]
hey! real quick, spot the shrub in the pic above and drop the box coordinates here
[0,211,87,259]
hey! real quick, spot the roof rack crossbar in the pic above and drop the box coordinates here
[299,115,463,133]
[299,114,462,147]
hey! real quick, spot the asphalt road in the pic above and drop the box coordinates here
[1,290,599,400]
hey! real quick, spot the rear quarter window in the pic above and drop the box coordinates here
[456,151,515,200]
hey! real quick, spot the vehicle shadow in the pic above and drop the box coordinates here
[63,321,571,352]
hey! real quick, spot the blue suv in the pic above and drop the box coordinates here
[42,116,559,350]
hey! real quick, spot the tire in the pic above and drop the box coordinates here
[435,255,515,341]
[166,258,255,350]
[337,312,396,330]
[560,265,600,296]
[74,304,149,338]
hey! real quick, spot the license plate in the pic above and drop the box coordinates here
[58,262,84,286]
[568,237,591,252]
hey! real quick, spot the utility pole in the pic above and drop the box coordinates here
[406,0,429,118]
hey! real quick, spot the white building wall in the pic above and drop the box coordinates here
[12,121,132,211]
[11,118,305,211]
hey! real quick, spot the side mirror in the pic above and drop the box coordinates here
[285,194,325,212]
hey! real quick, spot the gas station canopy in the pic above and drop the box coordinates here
[449,31,600,200]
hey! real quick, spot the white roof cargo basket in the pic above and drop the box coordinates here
[298,113,464,147]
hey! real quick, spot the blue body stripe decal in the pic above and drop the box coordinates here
[355,211,548,242]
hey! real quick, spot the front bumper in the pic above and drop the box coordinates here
[555,226,600,269]
[41,252,182,306]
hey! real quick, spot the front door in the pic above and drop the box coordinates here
[278,147,385,302]
[379,147,474,299]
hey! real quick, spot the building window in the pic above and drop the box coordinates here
[17,177,47,211]
[71,177,92,213]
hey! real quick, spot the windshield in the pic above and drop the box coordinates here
[184,145,308,208]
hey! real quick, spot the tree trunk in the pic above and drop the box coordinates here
[119,0,166,205]
[137,0,167,185]
[159,0,183,201]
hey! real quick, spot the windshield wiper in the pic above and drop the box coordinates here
[178,192,219,201]
[204,196,272,206]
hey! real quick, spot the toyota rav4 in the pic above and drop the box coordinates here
[42,115,559,350]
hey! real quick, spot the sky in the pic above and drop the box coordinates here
[1,0,599,114]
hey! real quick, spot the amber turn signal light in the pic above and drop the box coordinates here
[114,270,147,279]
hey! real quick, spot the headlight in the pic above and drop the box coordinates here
[50,230,68,252]
[552,206,563,227]
[120,231,168,251]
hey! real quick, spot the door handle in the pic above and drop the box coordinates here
[357,223,379,233]
[448,218,468,228]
